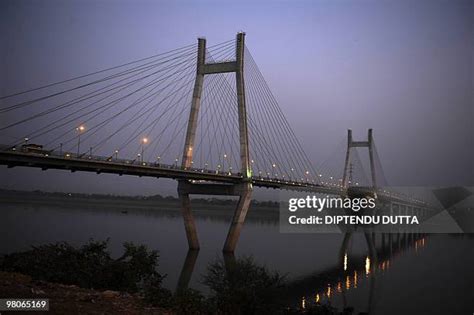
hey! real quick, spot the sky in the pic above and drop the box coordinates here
[0,0,472,197]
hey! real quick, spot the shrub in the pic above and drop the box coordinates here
[0,239,165,293]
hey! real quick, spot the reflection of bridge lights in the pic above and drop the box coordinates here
[301,296,305,309]
[327,285,331,299]
[343,253,348,271]
[315,293,320,303]
[354,270,358,288]
[365,256,371,275]
[337,282,342,293]
[346,275,351,290]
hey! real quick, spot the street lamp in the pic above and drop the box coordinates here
[114,150,119,160]
[76,125,85,157]
[141,137,148,163]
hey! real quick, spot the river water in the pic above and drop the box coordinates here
[1,202,473,314]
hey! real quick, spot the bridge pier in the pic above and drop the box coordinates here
[178,32,252,252]
[178,189,200,250]
[223,183,252,252]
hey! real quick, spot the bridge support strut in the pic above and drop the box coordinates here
[178,32,252,253]
[342,129,377,190]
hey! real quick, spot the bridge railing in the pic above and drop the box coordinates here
[1,144,331,189]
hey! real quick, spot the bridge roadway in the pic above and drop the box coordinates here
[0,147,430,209]
[0,147,342,193]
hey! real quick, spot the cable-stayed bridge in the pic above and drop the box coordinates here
[0,33,433,252]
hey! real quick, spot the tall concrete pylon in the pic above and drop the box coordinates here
[342,129,377,190]
[178,32,253,252]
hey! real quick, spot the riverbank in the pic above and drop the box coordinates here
[0,189,279,220]
[0,272,170,314]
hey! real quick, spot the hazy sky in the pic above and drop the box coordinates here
[0,0,472,197]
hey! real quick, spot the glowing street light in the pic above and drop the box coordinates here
[76,125,85,156]
[140,137,148,162]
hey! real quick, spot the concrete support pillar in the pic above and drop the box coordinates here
[342,129,352,188]
[179,190,200,250]
[368,129,377,190]
[223,183,252,252]
[342,129,377,190]
[182,38,206,169]
[179,33,252,253]
[235,32,251,179]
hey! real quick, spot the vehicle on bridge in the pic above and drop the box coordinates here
[20,144,50,155]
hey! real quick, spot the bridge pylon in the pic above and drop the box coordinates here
[342,129,377,190]
[178,32,253,253]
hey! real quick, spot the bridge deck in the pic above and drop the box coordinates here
[0,149,343,194]
[0,148,431,209]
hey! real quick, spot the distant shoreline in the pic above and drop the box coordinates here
[0,189,279,220]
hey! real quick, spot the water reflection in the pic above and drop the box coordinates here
[172,231,428,314]
[292,231,428,314]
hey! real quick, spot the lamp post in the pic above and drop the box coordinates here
[76,125,85,157]
[114,150,119,160]
[141,137,148,163]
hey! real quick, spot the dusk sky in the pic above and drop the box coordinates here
[0,0,472,197]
